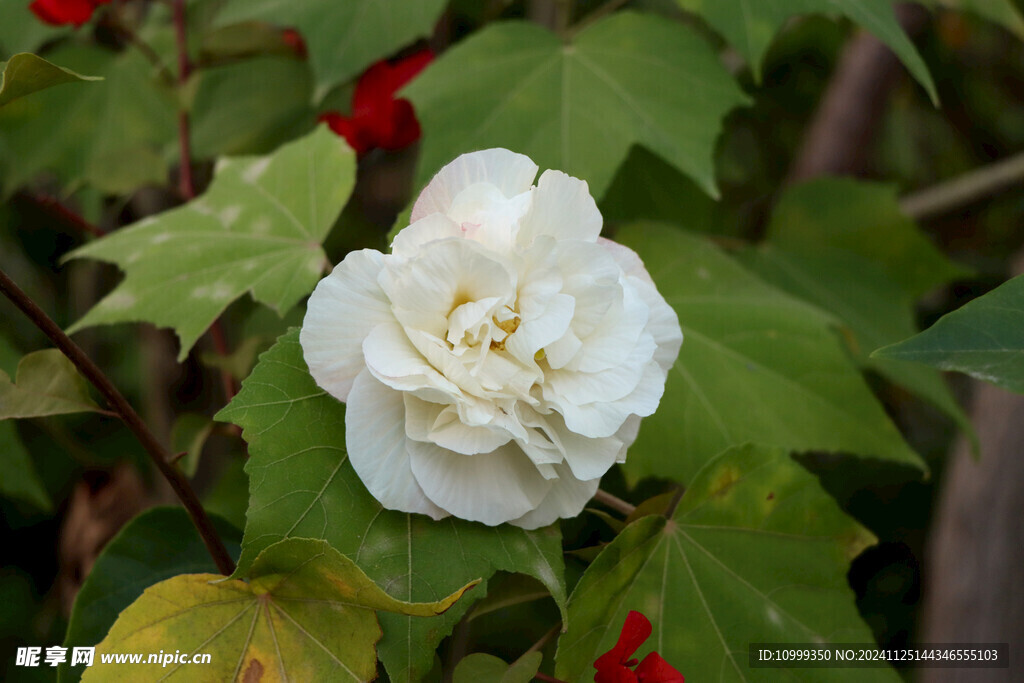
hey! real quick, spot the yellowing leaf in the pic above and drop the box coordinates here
[66,126,355,360]
[0,349,100,419]
[83,539,476,682]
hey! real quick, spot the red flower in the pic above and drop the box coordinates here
[29,0,109,27]
[594,611,685,683]
[319,49,433,156]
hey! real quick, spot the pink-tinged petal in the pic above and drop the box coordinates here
[518,169,602,245]
[345,370,448,519]
[301,249,392,402]
[411,149,538,222]
[507,462,599,530]
[408,440,551,526]
[634,652,685,683]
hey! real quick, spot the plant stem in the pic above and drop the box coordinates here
[0,268,236,576]
[170,0,236,404]
[900,150,1024,221]
[593,488,636,516]
[172,0,194,199]
[526,622,562,654]
[22,193,106,238]
[534,673,568,683]
[208,320,238,401]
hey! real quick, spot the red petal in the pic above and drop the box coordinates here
[594,610,653,675]
[386,49,434,92]
[595,665,639,683]
[352,49,434,113]
[634,652,684,683]
[29,0,96,26]
[319,112,373,156]
[377,99,421,150]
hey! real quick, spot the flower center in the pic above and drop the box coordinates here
[489,315,520,351]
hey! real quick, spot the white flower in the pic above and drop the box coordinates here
[300,149,682,529]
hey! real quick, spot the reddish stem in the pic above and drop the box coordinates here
[172,0,194,199]
[534,673,568,683]
[208,319,238,401]
[0,268,235,576]
[28,194,106,238]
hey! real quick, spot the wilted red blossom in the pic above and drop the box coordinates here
[29,0,109,27]
[594,611,685,683]
[319,49,433,156]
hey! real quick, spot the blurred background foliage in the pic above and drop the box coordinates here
[2,0,1023,680]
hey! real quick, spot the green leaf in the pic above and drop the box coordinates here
[212,0,448,98]
[454,652,543,683]
[189,56,315,159]
[81,538,476,682]
[675,0,937,102]
[404,12,750,199]
[874,274,1024,394]
[171,413,216,478]
[0,45,176,196]
[618,223,923,484]
[760,179,968,299]
[59,507,242,682]
[0,420,52,511]
[0,52,101,107]
[740,179,974,447]
[0,349,101,419]
[66,126,355,361]
[554,444,895,683]
[216,329,568,683]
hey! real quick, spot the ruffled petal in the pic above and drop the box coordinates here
[345,369,448,519]
[408,440,552,525]
[411,148,538,222]
[518,169,602,245]
[301,249,393,402]
[390,213,462,258]
[404,394,512,455]
[508,462,600,530]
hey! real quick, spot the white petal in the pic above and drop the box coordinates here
[345,370,448,519]
[390,213,462,258]
[518,170,602,245]
[301,249,392,402]
[544,328,582,369]
[505,293,575,365]
[363,322,461,396]
[630,276,683,373]
[508,462,600,530]
[544,331,656,406]
[556,361,668,438]
[380,239,516,340]
[411,149,538,222]
[551,421,623,481]
[600,238,683,372]
[446,182,532,252]
[614,415,642,463]
[573,281,650,374]
[408,440,552,526]
[405,394,512,455]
